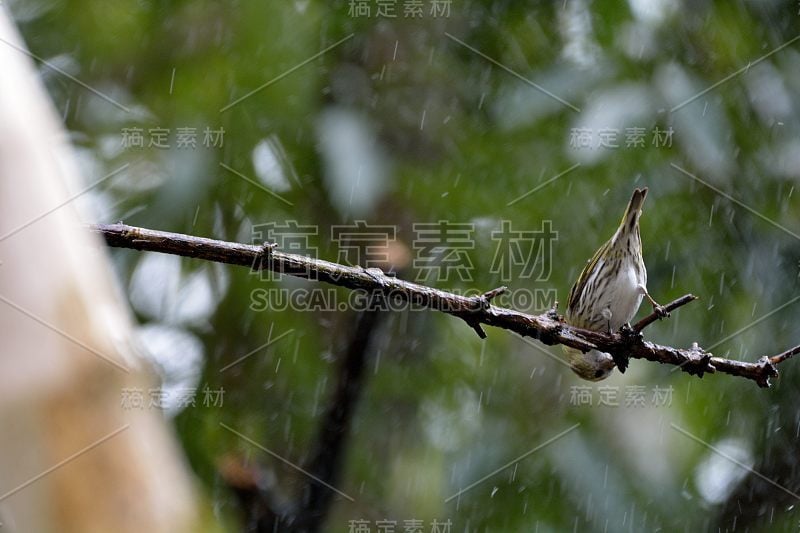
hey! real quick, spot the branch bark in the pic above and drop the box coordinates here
[91,223,799,388]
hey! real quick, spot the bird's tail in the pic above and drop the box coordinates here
[619,187,648,231]
[562,346,615,381]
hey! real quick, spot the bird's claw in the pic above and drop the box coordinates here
[619,322,637,338]
[653,304,669,319]
[619,322,643,344]
[546,301,560,321]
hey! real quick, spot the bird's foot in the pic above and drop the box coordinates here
[652,303,669,319]
[619,322,639,339]
[546,300,560,321]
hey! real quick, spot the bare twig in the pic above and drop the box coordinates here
[633,294,699,333]
[770,344,800,365]
[90,223,800,388]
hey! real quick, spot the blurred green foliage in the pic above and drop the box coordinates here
[12,0,800,530]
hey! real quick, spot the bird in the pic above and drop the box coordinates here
[563,187,662,381]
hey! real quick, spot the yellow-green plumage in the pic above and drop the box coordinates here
[563,188,654,381]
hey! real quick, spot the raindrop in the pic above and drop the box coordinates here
[373,349,382,374]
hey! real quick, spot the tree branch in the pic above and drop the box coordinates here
[91,223,799,388]
[633,294,698,333]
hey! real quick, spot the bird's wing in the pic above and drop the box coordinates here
[567,237,611,313]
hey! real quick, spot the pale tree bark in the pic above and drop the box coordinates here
[0,10,199,533]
